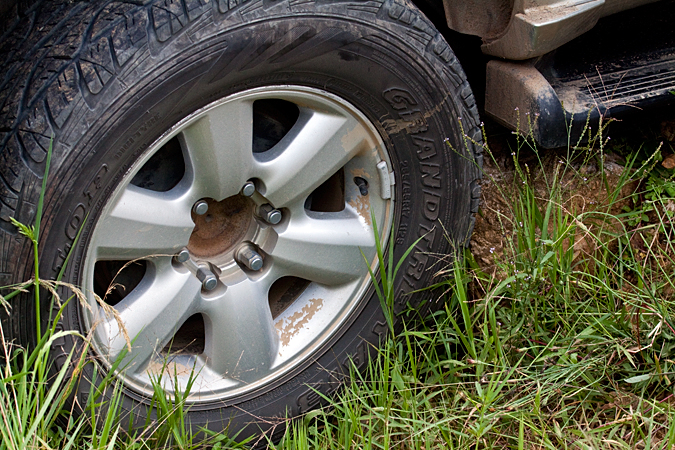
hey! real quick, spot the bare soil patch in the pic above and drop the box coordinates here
[469,116,675,281]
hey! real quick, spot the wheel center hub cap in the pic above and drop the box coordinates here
[187,195,254,259]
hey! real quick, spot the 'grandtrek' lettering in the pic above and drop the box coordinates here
[382,87,444,311]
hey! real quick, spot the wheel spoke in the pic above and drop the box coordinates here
[98,259,202,372]
[181,99,254,200]
[272,210,375,285]
[93,185,195,260]
[254,110,370,208]
[201,277,278,383]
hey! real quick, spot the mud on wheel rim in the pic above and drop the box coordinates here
[81,86,394,401]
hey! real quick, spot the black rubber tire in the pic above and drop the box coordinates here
[0,0,482,443]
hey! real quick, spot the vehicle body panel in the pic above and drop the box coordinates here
[443,0,660,59]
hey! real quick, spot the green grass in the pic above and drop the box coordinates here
[0,141,248,450]
[272,123,675,449]
[2,120,675,449]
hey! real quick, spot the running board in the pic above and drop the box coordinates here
[485,57,675,149]
[556,59,675,112]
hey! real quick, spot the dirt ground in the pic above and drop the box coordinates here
[468,115,675,279]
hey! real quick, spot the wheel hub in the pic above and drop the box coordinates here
[187,195,255,259]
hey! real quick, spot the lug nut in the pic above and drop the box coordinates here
[192,200,209,216]
[196,267,218,291]
[241,181,256,197]
[236,246,264,271]
[175,248,190,263]
[259,204,282,225]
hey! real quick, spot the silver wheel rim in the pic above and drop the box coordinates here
[82,86,394,401]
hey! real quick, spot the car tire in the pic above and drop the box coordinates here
[0,0,482,443]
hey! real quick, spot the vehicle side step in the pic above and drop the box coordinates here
[555,58,675,113]
[484,0,675,149]
[486,56,675,149]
